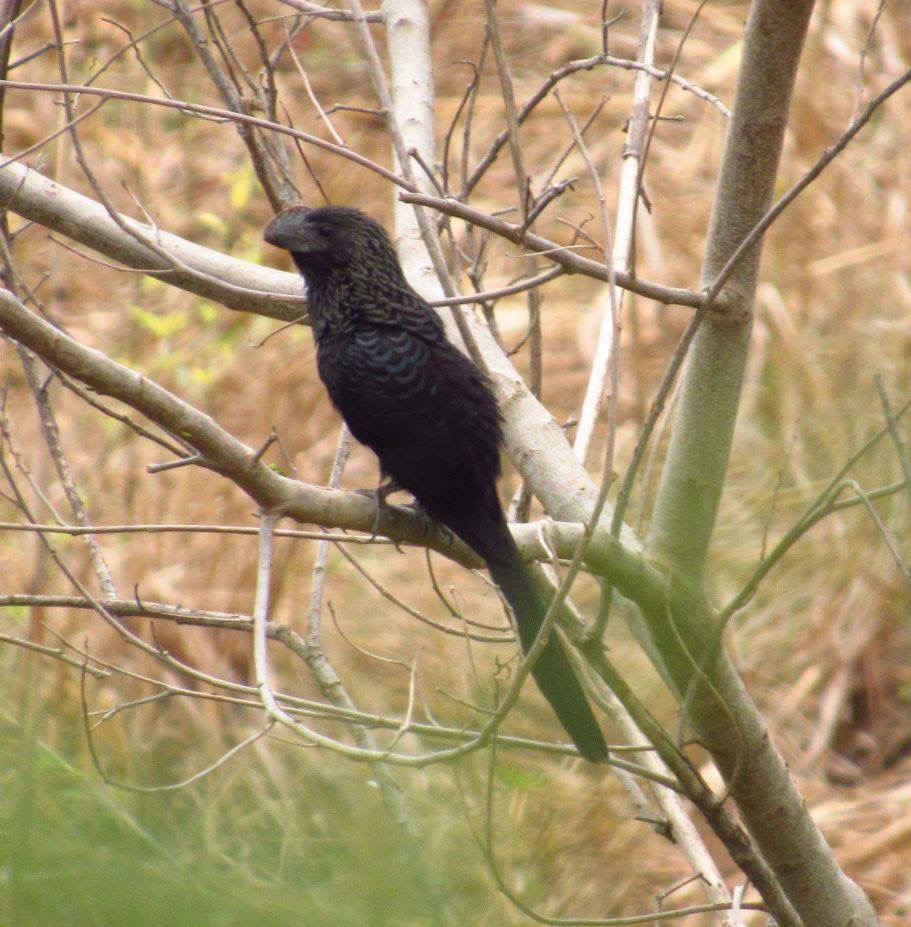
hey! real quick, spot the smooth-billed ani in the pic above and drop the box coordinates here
[264,205,607,762]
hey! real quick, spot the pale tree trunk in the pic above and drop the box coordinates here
[644,1,877,923]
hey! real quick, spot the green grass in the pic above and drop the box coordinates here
[0,713,447,927]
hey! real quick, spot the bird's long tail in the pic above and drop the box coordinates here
[480,521,608,762]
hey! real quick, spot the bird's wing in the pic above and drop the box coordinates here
[359,287,448,346]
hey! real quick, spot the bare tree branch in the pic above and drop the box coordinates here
[0,286,654,582]
[0,155,305,319]
[398,191,707,309]
[572,0,659,465]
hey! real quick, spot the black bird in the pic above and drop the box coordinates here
[264,205,607,762]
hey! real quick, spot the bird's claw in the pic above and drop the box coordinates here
[355,486,451,552]
[356,479,403,544]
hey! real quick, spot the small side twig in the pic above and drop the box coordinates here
[874,373,911,512]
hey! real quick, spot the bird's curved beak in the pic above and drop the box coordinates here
[263,206,313,251]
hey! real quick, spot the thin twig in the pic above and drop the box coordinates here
[398,192,705,308]
[721,398,911,623]
[274,0,382,21]
[430,265,564,307]
[571,0,660,464]
[0,519,390,543]
[283,20,346,146]
[16,346,117,598]
[462,50,727,199]
[852,0,887,121]
[874,373,911,512]
[484,0,544,400]
[845,479,911,587]
[0,78,414,190]
[703,64,911,313]
[0,631,109,676]
[334,541,512,643]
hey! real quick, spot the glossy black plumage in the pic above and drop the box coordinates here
[264,205,607,761]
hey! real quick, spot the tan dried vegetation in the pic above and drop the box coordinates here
[1,0,910,922]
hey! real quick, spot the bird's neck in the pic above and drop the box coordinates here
[299,269,345,341]
[303,263,414,342]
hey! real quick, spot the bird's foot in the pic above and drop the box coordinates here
[356,479,403,542]
[356,483,453,551]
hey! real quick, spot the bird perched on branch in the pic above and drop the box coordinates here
[264,205,607,762]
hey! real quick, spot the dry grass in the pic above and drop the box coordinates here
[1,0,910,923]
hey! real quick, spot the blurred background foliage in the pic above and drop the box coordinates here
[0,0,910,922]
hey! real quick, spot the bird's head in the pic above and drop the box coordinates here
[264,205,396,278]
